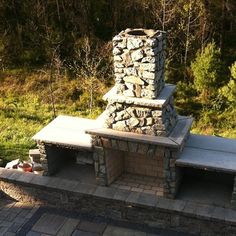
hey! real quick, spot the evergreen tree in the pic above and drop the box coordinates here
[220,62,236,104]
[191,42,222,102]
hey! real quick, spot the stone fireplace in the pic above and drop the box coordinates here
[33,28,193,199]
[91,136,170,196]
[86,28,193,198]
[90,126,192,198]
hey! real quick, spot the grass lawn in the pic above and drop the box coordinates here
[0,69,235,166]
[0,94,103,165]
[0,69,105,165]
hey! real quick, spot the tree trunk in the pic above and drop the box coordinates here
[184,0,192,81]
[220,0,226,52]
[162,0,166,31]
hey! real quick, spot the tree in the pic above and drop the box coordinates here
[220,61,236,104]
[71,37,112,114]
[191,42,222,102]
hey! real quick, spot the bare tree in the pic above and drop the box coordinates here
[150,0,176,31]
[72,37,112,114]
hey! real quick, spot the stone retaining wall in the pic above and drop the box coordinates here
[232,176,236,207]
[0,174,236,236]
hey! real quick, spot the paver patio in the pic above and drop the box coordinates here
[0,197,191,236]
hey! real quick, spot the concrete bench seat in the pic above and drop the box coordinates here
[32,114,106,175]
[176,134,236,174]
[32,114,104,150]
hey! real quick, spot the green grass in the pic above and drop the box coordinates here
[0,93,104,165]
[0,69,235,166]
[0,69,105,165]
[0,94,48,164]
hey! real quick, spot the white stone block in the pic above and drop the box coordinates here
[113,47,122,55]
[131,49,144,61]
[127,38,143,49]
[123,89,135,97]
[123,76,144,85]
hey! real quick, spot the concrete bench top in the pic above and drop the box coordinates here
[176,134,236,174]
[169,116,193,146]
[32,115,105,150]
[86,127,178,147]
[32,114,192,149]
[185,134,236,154]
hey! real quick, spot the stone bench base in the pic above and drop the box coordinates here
[32,115,105,175]
[177,134,236,206]
[1,168,236,236]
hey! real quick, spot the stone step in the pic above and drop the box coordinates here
[29,149,41,163]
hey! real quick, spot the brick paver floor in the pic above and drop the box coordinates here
[0,197,192,236]
[110,173,164,196]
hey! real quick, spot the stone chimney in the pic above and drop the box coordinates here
[103,28,177,136]
[113,28,166,99]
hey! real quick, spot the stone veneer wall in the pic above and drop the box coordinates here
[104,95,177,136]
[232,176,236,206]
[1,176,235,236]
[113,28,166,99]
[92,136,182,198]
[38,142,51,176]
[164,148,183,199]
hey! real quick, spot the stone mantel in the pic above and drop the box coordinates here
[103,84,176,108]
[86,116,193,148]
[86,127,178,148]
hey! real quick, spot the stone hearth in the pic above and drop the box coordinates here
[88,117,191,199]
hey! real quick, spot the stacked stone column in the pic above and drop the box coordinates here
[113,28,166,99]
[104,28,177,136]
[37,142,49,175]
